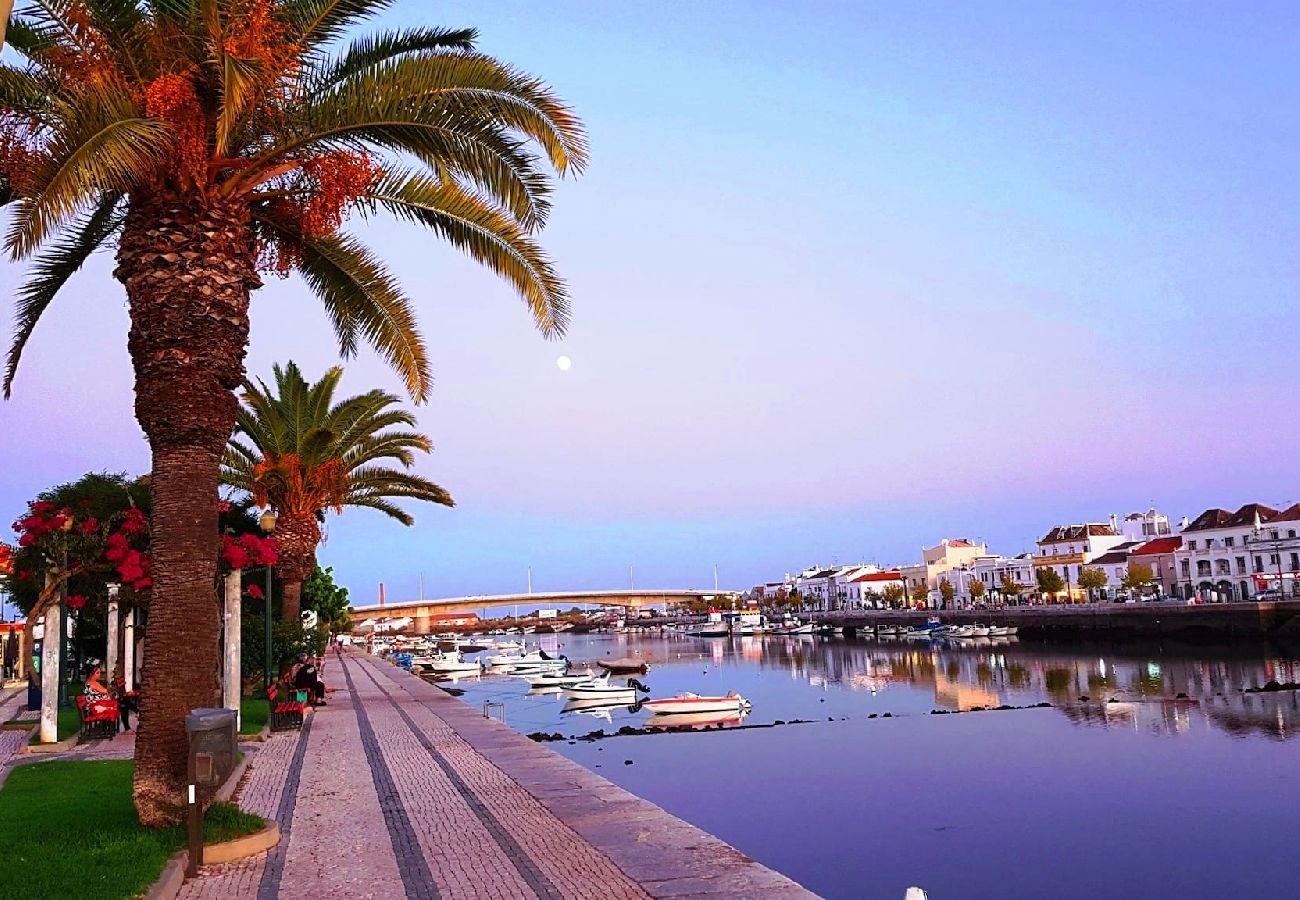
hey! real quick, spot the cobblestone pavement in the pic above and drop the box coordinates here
[180,650,813,899]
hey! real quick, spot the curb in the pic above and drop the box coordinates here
[202,822,281,865]
[144,822,280,899]
[145,851,187,900]
[21,729,80,754]
[238,722,271,743]
[216,750,253,803]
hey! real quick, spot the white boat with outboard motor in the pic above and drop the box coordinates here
[424,653,483,675]
[561,674,645,703]
[524,668,596,688]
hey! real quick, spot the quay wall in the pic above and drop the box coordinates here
[806,600,1300,637]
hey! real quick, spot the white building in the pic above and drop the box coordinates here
[1083,542,1143,600]
[1033,523,1128,600]
[1117,509,1177,542]
[949,554,1036,606]
[846,570,904,607]
[1174,503,1300,602]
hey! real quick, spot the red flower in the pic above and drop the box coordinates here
[17,533,34,548]
[245,583,264,599]
[132,577,152,591]
[67,594,85,610]
[48,515,68,532]
[217,500,231,513]
[119,508,148,536]
[80,517,98,536]
[31,501,55,516]
[17,569,29,581]
[104,532,129,562]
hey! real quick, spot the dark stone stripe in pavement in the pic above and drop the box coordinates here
[353,658,566,900]
[256,705,315,900]
[338,655,440,900]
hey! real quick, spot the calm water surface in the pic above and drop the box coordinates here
[437,632,1300,899]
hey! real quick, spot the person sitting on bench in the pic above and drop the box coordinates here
[292,653,327,705]
[84,665,109,702]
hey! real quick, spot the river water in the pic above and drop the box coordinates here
[438,631,1300,899]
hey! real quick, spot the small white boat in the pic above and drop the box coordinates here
[525,668,596,687]
[562,675,641,703]
[425,653,482,675]
[969,624,991,637]
[775,623,815,636]
[988,625,1018,637]
[487,649,555,668]
[947,625,975,638]
[689,624,729,637]
[643,692,750,716]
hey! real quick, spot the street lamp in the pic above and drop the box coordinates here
[259,509,277,691]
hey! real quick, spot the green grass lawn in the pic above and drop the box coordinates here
[239,697,269,735]
[0,760,264,900]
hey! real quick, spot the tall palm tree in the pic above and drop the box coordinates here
[0,1,584,825]
[223,361,452,624]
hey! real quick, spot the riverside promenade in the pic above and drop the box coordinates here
[182,649,813,899]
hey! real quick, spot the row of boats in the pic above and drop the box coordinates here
[887,618,1020,639]
[384,641,752,723]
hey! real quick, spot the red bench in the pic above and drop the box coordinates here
[267,682,308,731]
[75,695,120,740]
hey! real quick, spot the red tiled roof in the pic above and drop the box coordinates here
[1132,536,1182,555]
[850,571,903,583]
[1039,524,1117,543]
[946,539,974,547]
[1184,503,1281,532]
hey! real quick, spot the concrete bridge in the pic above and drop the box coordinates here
[350,589,733,633]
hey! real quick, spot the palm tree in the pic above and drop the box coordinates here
[0,1,584,825]
[223,361,452,624]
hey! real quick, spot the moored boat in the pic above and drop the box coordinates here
[642,691,750,716]
[562,674,644,703]
[598,657,651,674]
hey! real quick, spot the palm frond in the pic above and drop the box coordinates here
[365,169,569,336]
[283,0,392,51]
[255,210,431,402]
[4,191,123,397]
[306,26,477,91]
[6,89,168,257]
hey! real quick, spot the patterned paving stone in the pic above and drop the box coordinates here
[180,650,813,899]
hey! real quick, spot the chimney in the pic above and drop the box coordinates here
[1109,513,1119,532]
[379,582,386,607]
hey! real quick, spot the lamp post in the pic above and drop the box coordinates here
[259,509,277,691]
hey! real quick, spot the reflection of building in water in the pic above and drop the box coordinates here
[933,671,1000,710]
[1200,689,1300,740]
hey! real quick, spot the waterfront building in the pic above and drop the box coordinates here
[846,570,904,607]
[1117,509,1178,541]
[1032,523,1127,601]
[948,554,1036,606]
[1129,536,1182,598]
[1085,542,1143,600]
[1174,503,1300,602]
[899,538,987,606]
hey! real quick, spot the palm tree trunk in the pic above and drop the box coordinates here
[116,193,259,827]
[273,515,321,624]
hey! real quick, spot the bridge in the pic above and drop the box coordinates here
[349,589,736,633]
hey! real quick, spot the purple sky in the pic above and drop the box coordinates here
[3,1,1300,603]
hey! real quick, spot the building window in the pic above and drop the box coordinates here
[1290,530,1297,539]
[1270,553,1280,565]
[1188,540,1197,551]
[1217,559,1230,575]
[1291,553,1299,572]
[1225,537,1235,547]
[1197,561,1212,577]
[1236,557,1247,574]
[1255,556,1265,573]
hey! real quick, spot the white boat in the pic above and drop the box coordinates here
[689,623,730,637]
[947,625,975,638]
[642,692,751,716]
[525,668,596,687]
[988,625,1018,637]
[487,648,553,667]
[778,623,815,636]
[562,674,641,703]
[425,653,482,675]
[969,624,991,637]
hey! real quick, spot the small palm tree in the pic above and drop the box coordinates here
[223,361,452,624]
[0,1,583,825]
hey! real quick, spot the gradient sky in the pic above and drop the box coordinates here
[3,1,1300,604]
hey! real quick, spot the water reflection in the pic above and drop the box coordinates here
[466,632,1300,741]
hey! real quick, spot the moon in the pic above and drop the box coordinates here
[556,355,572,372]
